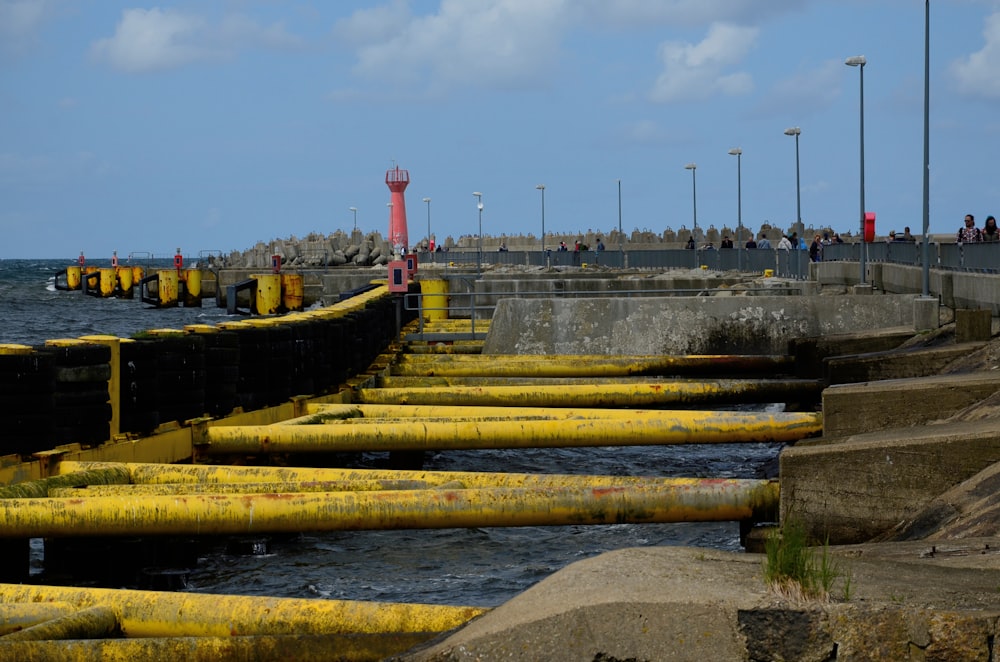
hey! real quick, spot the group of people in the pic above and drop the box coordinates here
[958,214,1000,242]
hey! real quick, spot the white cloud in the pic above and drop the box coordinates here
[333,0,568,92]
[755,59,843,117]
[578,0,804,30]
[91,8,304,74]
[649,23,758,103]
[0,0,59,55]
[951,11,1000,99]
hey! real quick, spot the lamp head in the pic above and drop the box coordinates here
[422,197,430,203]
[684,163,696,170]
[477,203,484,211]
[349,207,357,212]
[784,127,801,136]
[472,191,482,198]
[845,55,866,67]
[728,148,742,156]
[536,184,545,190]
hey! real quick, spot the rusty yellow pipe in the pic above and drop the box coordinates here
[199,411,820,454]
[48,479,434,497]
[2,605,119,642]
[357,380,820,407]
[404,344,483,355]
[0,603,78,635]
[0,584,485,638]
[0,468,132,499]
[0,632,437,661]
[57,461,739,491]
[392,354,793,378]
[379,375,767,388]
[0,481,778,538]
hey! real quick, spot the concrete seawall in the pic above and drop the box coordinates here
[483,294,927,356]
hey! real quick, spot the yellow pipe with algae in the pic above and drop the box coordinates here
[0,632,436,662]
[2,605,119,641]
[0,583,485,638]
[391,353,793,377]
[0,481,778,538]
[57,461,769,491]
[356,380,821,407]
[198,411,820,454]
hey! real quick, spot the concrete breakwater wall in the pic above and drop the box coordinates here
[483,293,930,356]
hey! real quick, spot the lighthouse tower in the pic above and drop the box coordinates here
[385,165,410,257]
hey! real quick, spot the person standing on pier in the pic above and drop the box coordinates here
[983,216,999,242]
[958,214,982,243]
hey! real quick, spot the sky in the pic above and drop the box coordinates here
[3,1,1000,260]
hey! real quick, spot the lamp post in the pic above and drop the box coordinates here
[728,148,743,271]
[846,55,867,286]
[473,191,483,276]
[535,184,545,256]
[684,163,697,236]
[783,127,802,235]
[349,206,357,234]
[921,0,930,297]
[617,178,623,265]
[422,197,432,262]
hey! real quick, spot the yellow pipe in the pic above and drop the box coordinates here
[379,375,755,387]
[2,605,119,641]
[57,461,736,491]
[391,354,792,378]
[0,603,77,635]
[0,467,131,498]
[199,411,821,454]
[356,380,821,407]
[0,482,778,538]
[0,584,485,637]
[302,402,749,422]
[0,632,437,661]
[48,479,435,497]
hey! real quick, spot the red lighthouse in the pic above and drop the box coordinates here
[385,166,410,256]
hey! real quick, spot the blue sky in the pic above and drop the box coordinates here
[2,1,999,259]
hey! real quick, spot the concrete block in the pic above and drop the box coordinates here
[913,296,939,331]
[822,372,1000,437]
[956,308,992,343]
[824,344,983,386]
[851,283,873,295]
[780,420,1000,544]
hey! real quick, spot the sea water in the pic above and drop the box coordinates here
[1,259,779,607]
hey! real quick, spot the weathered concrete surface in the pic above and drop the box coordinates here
[822,372,1000,437]
[780,420,1000,545]
[788,327,919,378]
[824,342,988,385]
[483,295,923,356]
[398,543,1000,661]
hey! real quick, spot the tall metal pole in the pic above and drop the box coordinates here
[473,192,483,277]
[422,197,432,262]
[847,55,867,285]
[617,179,623,265]
[922,0,931,296]
[535,184,546,254]
[729,148,743,271]
[684,164,697,234]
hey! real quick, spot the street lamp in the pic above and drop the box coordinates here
[783,127,801,236]
[846,54,867,286]
[921,1,930,297]
[535,185,545,254]
[422,197,431,262]
[684,163,697,235]
[349,206,357,234]
[473,192,483,275]
[728,148,743,271]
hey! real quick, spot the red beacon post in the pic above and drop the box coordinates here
[863,212,876,243]
[78,252,85,266]
[173,248,183,271]
[111,251,119,268]
[271,254,281,273]
[385,165,410,258]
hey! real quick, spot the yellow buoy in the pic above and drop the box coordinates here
[252,274,281,315]
[156,270,180,308]
[183,268,202,307]
[420,279,449,321]
[65,266,82,290]
[281,273,304,311]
